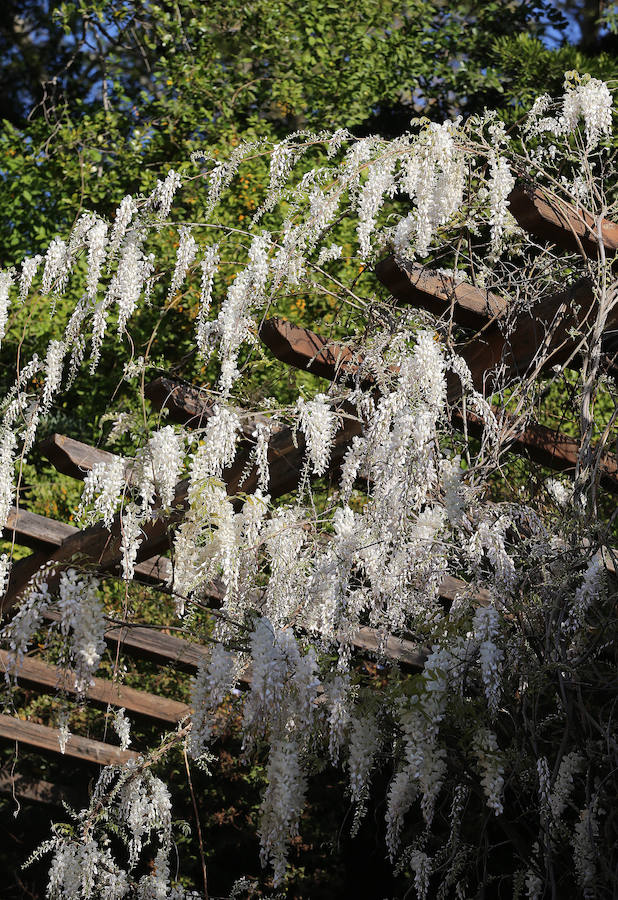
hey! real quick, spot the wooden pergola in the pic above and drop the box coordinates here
[1,183,617,803]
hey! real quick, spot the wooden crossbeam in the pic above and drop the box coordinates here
[0,713,137,766]
[41,606,213,673]
[375,260,507,328]
[38,433,118,480]
[508,185,618,258]
[259,317,618,493]
[258,319,362,382]
[3,505,181,598]
[5,506,77,550]
[145,377,217,428]
[0,768,84,808]
[457,277,618,393]
[1,650,189,724]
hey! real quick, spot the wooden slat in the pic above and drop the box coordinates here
[259,318,362,382]
[1,650,189,724]
[40,607,211,673]
[0,768,83,808]
[375,259,507,328]
[0,714,137,766]
[350,628,426,669]
[454,408,618,492]
[4,506,77,550]
[145,376,270,436]
[509,185,618,258]
[456,277,618,394]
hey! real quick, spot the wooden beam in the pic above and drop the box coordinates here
[0,768,83,808]
[1,650,190,724]
[4,506,77,550]
[2,506,180,592]
[455,277,618,394]
[145,377,216,427]
[0,714,137,766]
[453,408,618,492]
[259,317,618,493]
[374,259,507,328]
[38,433,119,480]
[350,628,426,670]
[40,607,212,674]
[259,318,362,382]
[508,185,618,258]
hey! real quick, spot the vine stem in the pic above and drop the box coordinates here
[184,746,209,900]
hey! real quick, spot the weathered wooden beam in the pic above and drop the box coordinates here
[145,377,217,427]
[0,768,83,808]
[350,628,426,670]
[508,185,618,258]
[1,650,190,724]
[0,714,137,766]
[38,607,225,675]
[457,277,618,394]
[4,506,78,550]
[453,408,618,492]
[259,318,362,382]
[259,317,618,493]
[374,259,507,328]
[2,505,178,591]
[38,433,119,480]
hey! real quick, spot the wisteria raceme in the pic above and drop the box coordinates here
[474,728,505,815]
[190,404,240,485]
[56,568,106,694]
[151,169,182,220]
[169,226,198,298]
[196,243,220,357]
[258,740,307,887]
[19,255,42,302]
[108,229,155,337]
[85,216,108,300]
[188,644,235,758]
[137,425,185,511]
[0,270,13,345]
[487,149,515,253]
[549,751,582,822]
[410,848,432,900]
[42,339,65,413]
[473,604,504,716]
[113,708,132,751]
[347,711,380,826]
[562,76,613,148]
[0,426,16,531]
[108,194,138,259]
[356,154,397,259]
[120,502,143,582]
[297,392,337,477]
[41,237,70,296]
[79,454,127,528]
[393,120,465,257]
